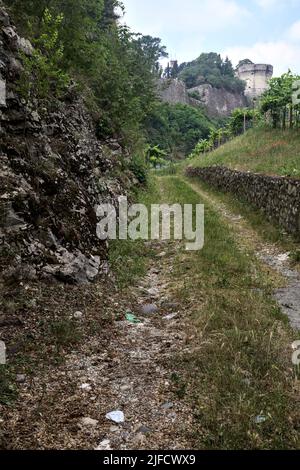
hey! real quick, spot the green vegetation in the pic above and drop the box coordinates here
[17,9,70,101]
[145,102,214,158]
[108,179,157,287]
[156,176,299,449]
[7,0,167,144]
[189,108,259,158]
[0,366,18,406]
[188,70,300,172]
[177,52,245,93]
[261,71,300,129]
[188,127,300,177]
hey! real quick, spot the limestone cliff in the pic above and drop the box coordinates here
[0,6,135,284]
[158,78,248,118]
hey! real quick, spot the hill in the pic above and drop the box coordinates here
[188,127,300,178]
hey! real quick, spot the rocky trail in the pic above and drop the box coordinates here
[1,176,299,450]
[1,238,194,450]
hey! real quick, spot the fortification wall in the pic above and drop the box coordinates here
[237,64,273,99]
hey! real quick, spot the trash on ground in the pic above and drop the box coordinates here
[254,415,267,424]
[95,439,111,450]
[80,383,92,392]
[125,312,141,324]
[106,410,125,424]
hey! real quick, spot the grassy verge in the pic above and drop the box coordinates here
[188,127,300,177]
[108,178,157,288]
[157,176,300,449]
[186,178,300,270]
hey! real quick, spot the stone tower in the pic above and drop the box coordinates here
[237,62,273,100]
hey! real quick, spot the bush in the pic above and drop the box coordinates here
[129,154,148,184]
[17,9,70,101]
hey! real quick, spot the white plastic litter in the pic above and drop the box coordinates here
[105,410,125,424]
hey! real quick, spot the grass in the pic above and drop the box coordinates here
[188,127,300,177]
[0,366,18,406]
[108,179,157,288]
[191,180,300,252]
[156,176,300,449]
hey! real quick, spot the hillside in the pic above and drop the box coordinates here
[188,127,300,177]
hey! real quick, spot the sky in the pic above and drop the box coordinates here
[121,0,300,76]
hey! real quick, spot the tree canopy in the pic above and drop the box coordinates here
[6,0,168,144]
[177,53,245,93]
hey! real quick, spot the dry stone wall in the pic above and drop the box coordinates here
[186,165,300,236]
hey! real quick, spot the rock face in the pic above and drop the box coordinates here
[188,84,248,118]
[186,166,300,236]
[157,79,190,106]
[0,5,134,283]
[158,78,248,118]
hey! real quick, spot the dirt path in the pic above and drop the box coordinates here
[1,238,194,450]
[63,240,193,451]
[2,175,299,450]
[186,177,300,330]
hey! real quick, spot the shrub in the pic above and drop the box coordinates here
[17,9,70,101]
[129,154,148,184]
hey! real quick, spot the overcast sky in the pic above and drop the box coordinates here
[121,0,300,76]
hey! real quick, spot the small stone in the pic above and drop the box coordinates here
[80,417,99,428]
[95,439,111,450]
[161,402,174,410]
[120,384,131,392]
[0,78,6,107]
[110,426,120,433]
[16,374,26,383]
[163,301,180,309]
[158,252,167,258]
[140,304,158,315]
[137,425,152,434]
[254,415,267,424]
[132,433,146,447]
[146,287,160,297]
[106,410,125,424]
[163,313,178,321]
[73,311,84,320]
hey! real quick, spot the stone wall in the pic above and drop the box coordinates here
[186,166,300,236]
[237,63,273,100]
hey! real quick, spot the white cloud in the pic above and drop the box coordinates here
[288,20,300,41]
[223,40,300,75]
[255,0,297,8]
[122,0,250,36]
[224,17,300,76]
[255,0,279,8]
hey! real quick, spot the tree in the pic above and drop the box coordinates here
[17,8,70,100]
[260,71,300,128]
[100,0,120,30]
[236,59,253,69]
[178,52,245,93]
[145,145,167,168]
[7,0,168,145]
[144,102,213,158]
